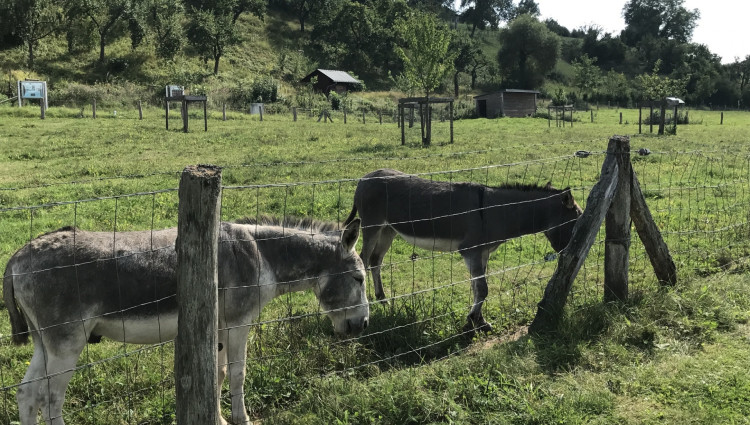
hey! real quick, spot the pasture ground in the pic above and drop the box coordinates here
[1,105,749,424]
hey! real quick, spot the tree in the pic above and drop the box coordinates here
[185,0,264,75]
[146,0,185,60]
[572,54,601,101]
[395,12,455,146]
[544,18,570,37]
[459,0,513,37]
[11,0,61,69]
[497,14,559,89]
[636,59,688,134]
[621,0,699,46]
[514,0,539,17]
[283,0,325,32]
[601,69,630,104]
[80,0,129,61]
[450,31,482,97]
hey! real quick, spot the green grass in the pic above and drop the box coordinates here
[1,105,750,423]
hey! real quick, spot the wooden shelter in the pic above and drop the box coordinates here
[300,69,362,95]
[474,89,540,118]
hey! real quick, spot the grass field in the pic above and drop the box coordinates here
[1,104,749,424]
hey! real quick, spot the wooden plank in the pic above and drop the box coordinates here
[529,153,620,334]
[175,165,222,425]
[630,169,677,286]
[604,136,631,302]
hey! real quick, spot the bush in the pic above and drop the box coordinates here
[50,81,146,108]
[228,77,279,108]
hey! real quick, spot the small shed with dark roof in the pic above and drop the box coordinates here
[300,69,362,95]
[474,89,540,118]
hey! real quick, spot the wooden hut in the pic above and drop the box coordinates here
[474,89,540,118]
[300,69,362,95]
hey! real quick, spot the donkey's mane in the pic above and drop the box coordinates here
[235,215,340,233]
[496,182,562,192]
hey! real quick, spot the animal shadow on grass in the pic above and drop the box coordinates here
[526,292,647,373]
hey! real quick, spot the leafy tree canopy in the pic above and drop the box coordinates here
[497,14,560,89]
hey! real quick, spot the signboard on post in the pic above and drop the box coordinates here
[166,85,184,98]
[17,80,48,108]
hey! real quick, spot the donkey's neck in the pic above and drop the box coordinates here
[489,188,561,237]
[255,230,333,297]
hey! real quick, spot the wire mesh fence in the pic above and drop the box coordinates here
[1,146,749,424]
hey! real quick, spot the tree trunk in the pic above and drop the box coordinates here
[99,33,106,62]
[300,18,305,32]
[28,42,35,69]
[213,54,221,75]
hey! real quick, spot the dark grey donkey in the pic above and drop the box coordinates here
[344,168,582,333]
[4,217,368,425]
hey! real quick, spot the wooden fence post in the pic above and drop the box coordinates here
[529,140,620,334]
[721,111,724,125]
[638,104,642,134]
[93,99,97,119]
[649,102,654,133]
[379,110,382,124]
[222,103,226,121]
[259,105,264,121]
[590,109,593,123]
[40,100,45,120]
[362,109,366,124]
[604,136,631,302]
[449,101,454,144]
[175,165,221,425]
[138,100,143,120]
[293,107,297,122]
[619,112,623,124]
[344,109,347,124]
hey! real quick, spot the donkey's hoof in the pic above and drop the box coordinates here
[462,320,493,336]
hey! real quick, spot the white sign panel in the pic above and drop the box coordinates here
[17,80,48,108]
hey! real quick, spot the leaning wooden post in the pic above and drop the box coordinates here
[630,169,677,286]
[175,165,222,425]
[604,136,631,302]
[529,147,620,334]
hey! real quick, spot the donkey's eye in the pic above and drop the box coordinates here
[354,276,365,284]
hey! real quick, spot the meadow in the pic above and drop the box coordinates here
[1,104,749,424]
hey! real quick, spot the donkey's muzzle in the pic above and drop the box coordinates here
[346,317,369,335]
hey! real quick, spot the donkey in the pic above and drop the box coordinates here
[344,168,582,333]
[4,217,368,425]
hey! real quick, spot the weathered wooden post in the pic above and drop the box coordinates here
[175,165,221,425]
[529,142,620,334]
[344,109,347,124]
[379,110,382,124]
[165,100,169,130]
[259,104,264,121]
[591,109,594,123]
[658,101,666,135]
[401,105,405,145]
[449,101,454,144]
[604,136,631,302]
[548,105,551,127]
[619,112,623,124]
[138,100,143,120]
[222,103,226,121]
[638,105,642,134]
[362,108,366,124]
[203,100,208,132]
[721,111,724,125]
[649,101,654,133]
[40,100,45,120]
[93,99,97,119]
[182,100,189,133]
[293,107,297,121]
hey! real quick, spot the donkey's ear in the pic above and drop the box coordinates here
[341,218,360,252]
[561,187,575,208]
[544,181,553,190]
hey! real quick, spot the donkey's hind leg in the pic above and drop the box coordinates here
[18,327,86,425]
[462,249,493,335]
[361,225,396,302]
[17,336,48,425]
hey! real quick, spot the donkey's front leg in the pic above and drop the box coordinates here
[217,329,230,425]
[462,250,493,334]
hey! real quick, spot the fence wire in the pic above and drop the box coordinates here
[1,148,749,424]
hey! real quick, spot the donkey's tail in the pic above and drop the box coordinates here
[344,204,358,226]
[3,266,30,345]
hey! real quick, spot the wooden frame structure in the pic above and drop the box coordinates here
[529,135,677,334]
[398,97,454,146]
[547,104,574,128]
[165,95,208,133]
